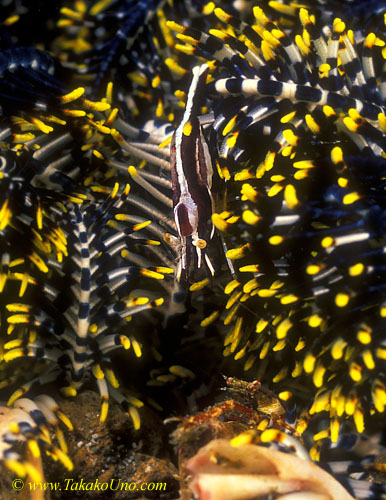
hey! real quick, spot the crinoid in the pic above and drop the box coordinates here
[166,2,386,449]
[0,396,73,482]
[0,1,385,498]
[2,181,167,426]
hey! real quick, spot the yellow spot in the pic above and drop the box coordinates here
[313,430,329,444]
[330,419,340,443]
[294,170,308,180]
[12,132,35,143]
[276,318,292,339]
[378,113,386,133]
[239,264,259,273]
[0,200,11,230]
[268,1,298,16]
[242,210,260,225]
[119,336,130,350]
[4,460,26,478]
[343,192,360,205]
[133,220,151,231]
[61,386,77,397]
[57,410,73,431]
[281,111,296,123]
[174,43,195,56]
[241,279,257,295]
[304,353,316,373]
[200,310,219,327]
[308,314,323,328]
[283,129,298,146]
[224,280,240,295]
[106,107,118,126]
[166,20,184,33]
[331,338,347,359]
[323,105,336,118]
[129,406,141,430]
[89,323,98,334]
[343,116,358,133]
[158,135,172,149]
[226,132,239,149]
[295,33,310,56]
[259,341,270,359]
[335,293,349,307]
[349,362,362,382]
[306,264,322,275]
[87,118,111,134]
[131,340,142,358]
[278,391,292,402]
[83,99,110,112]
[203,2,215,15]
[310,391,330,414]
[234,169,254,181]
[92,149,104,160]
[321,236,334,248]
[284,184,298,209]
[230,430,256,447]
[6,303,30,313]
[267,183,283,198]
[30,117,53,134]
[349,262,364,276]
[319,63,331,79]
[372,380,386,413]
[223,114,238,136]
[333,18,345,33]
[151,74,161,88]
[257,289,277,298]
[293,160,314,169]
[305,114,320,133]
[362,350,375,370]
[331,146,344,165]
[100,399,108,422]
[156,98,164,118]
[226,244,250,260]
[262,30,280,48]
[189,279,210,292]
[271,175,285,182]
[280,294,298,305]
[234,343,248,360]
[292,360,303,377]
[226,215,240,225]
[3,14,19,26]
[376,347,386,359]
[212,213,228,232]
[348,108,362,121]
[269,235,283,245]
[60,87,85,103]
[313,363,326,388]
[230,317,243,353]
[92,364,104,380]
[354,407,364,433]
[61,109,86,117]
[256,318,268,333]
[357,325,371,345]
[261,429,281,444]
